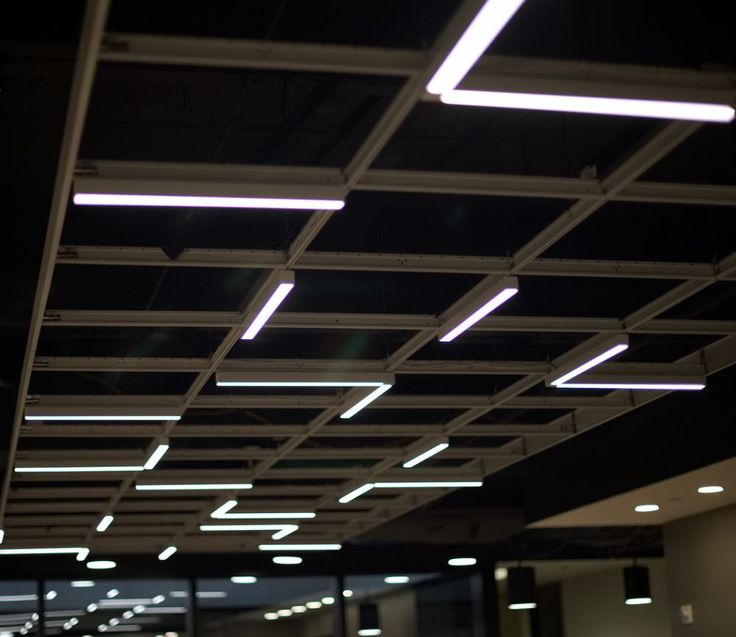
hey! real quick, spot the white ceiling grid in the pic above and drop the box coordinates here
[2,0,736,556]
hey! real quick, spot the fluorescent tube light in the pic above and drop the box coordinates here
[305,601,322,609]
[272,556,302,565]
[241,271,295,340]
[195,592,227,599]
[338,483,374,504]
[0,596,37,603]
[216,381,385,388]
[426,0,526,94]
[73,193,345,210]
[373,481,482,488]
[259,544,341,552]
[264,612,279,620]
[15,465,144,473]
[440,90,736,123]
[439,277,518,342]
[0,530,4,544]
[136,482,253,491]
[152,596,165,605]
[340,384,392,419]
[448,557,477,567]
[132,606,145,614]
[508,603,537,610]
[230,576,257,584]
[321,597,335,605]
[45,591,58,600]
[158,546,177,561]
[87,604,98,613]
[211,501,315,520]
[342,590,353,597]
[0,547,85,556]
[553,382,704,390]
[76,548,90,561]
[358,630,381,637]
[402,440,450,468]
[87,560,116,570]
[199,524,299,540]
[143,441,170,470]
[548,336,629,387]
[24,406,181,422]
[276,609,293,617]
[106,589,119,599]
[96,515,114,533]
[122,612,134,620]
[291,605,307,613]
[108,619,119,627]
[70,581,95,588]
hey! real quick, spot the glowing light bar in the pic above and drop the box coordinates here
[76,548,90,561]
[426,0,526,94]
[15,465,144,473]
[439,277,518,342]
[211,500,315,520]
[548,336,629,387]
[158,546,177,561]
[440,90,736,123]
[0,529,4,544]
[403,439,450,468]
[508,602,537,610]
[340,384,393,419]
[338,483,374,504]
[136,482,252,491]
[241,271,295,340]
[96,515,114,533]
[73,193,345,210]
[358,630,382,637]
[199,524,299,540]
[273,556,302,565]
[230,576,257,584]
[258,544,341,552]
[0,547,86,556]
[373,481,482,489]
[24,406,182,422]
[0,595,37,603]
[264,612,279,621]
[305,601,322,609]
[384,576,410,584]
[143,441,170,470]
[554,382,704,390]
[71,581,95,588]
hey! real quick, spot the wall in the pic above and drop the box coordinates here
[664,503,736,637]
[561,562,671,637]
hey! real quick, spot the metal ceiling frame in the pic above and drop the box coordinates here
[4,0,736,554]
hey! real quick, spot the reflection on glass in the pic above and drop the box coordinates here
[43,580,189,637]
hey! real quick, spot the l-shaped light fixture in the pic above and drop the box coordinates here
[216,371,395,419]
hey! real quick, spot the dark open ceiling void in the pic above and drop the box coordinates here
[2,0,736,576]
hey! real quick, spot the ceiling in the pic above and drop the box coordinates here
[530,456,735,528]
[2,0,736,570]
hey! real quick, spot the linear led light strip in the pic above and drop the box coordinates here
[339,480,482,503]
[73,193,345,210]
[258,544,341,552]
[426,0,526,94]
[136,482,253,491]
[199,524,299,540]
[547,335,706,390]
[440,90,736,123]
[240,271,295,340]
[403,438,450,468]
[425,1,734,123]
[96,515,114,533]
[217,371,395,419]
[23,406,182,422]
[0,547,87,556]
[15,439,171,474]
[211,500,316,520]
[439,277,518,342]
